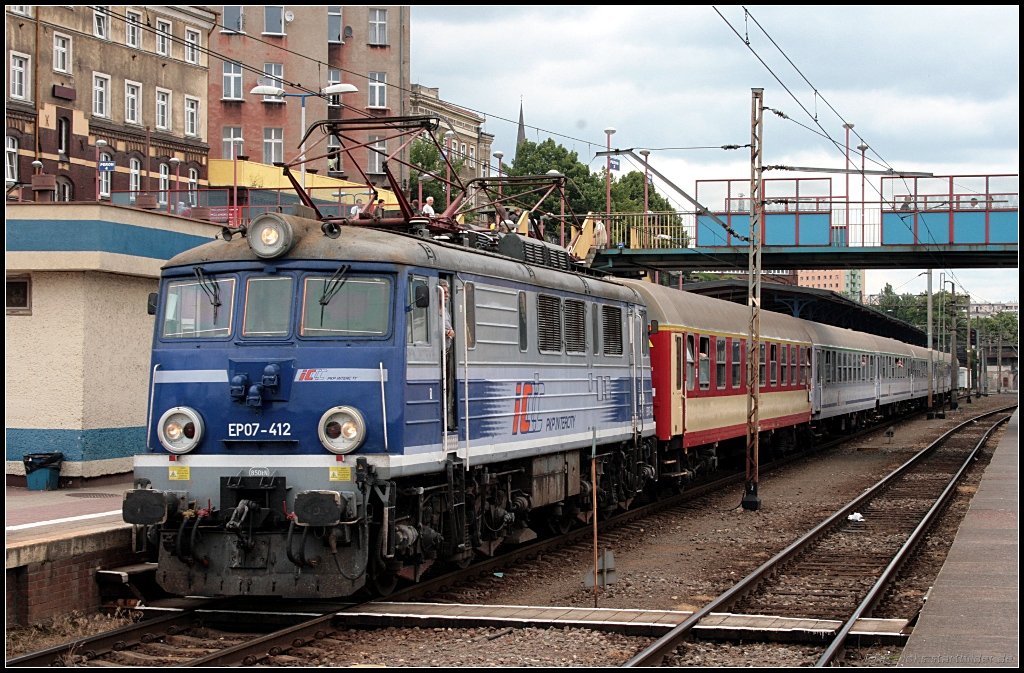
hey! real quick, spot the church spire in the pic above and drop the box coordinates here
[515,99,526,160]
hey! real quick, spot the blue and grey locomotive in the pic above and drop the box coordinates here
[123,213,657,597]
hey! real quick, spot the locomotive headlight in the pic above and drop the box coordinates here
[318,406,366,454]
[247,214,294,259]
[157,407,204,454]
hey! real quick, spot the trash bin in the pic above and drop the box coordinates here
[23,452,64,491]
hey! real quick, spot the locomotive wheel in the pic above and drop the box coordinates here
[369,567,399,596]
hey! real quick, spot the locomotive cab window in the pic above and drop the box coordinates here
[162,277,236,338]
[242,276,293,337]
[301,275,391,337]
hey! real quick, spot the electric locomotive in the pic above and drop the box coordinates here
[123,212,657,598]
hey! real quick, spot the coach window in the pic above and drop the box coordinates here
[518,291,528,351]
[676,335,683,390]
[407,276,430,345]
[243,276,293,337]
[732,339,741,388]
[698,335,710,389]
[602,305,623,356]
[716,337,726,389]
[823,350,832,384]
[759,342,766,387]
[790,345,798,384]
[769,343,778,386]
[686,334,695,391]
[780,344,788,386]
[537,294,562,353]
[464,282,476,349]
[803,347,811,385]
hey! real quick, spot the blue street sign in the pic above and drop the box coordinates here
[98,161,116,172]
[609,158,620,171]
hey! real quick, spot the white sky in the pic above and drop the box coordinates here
[411,5,1020,305]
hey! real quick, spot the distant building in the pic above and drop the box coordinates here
[797,269,864,303]
[6,6,216,205]
[206,5,410,193]
[969,302,1019,318]
[410,83,494,214]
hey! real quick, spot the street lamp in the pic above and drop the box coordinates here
[168,156,180,213]
[843,123,853,226]
[604,127,615,220]
[443,130,455,208]
[493,150,504,198]
[856,142,868,206]
[94,138,107,202]
[248,82,358,190]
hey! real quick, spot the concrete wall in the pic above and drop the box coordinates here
[5,203,219,483]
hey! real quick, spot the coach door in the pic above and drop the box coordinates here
[672,333,685,435]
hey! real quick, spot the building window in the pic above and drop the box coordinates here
[223,62,242,100]
[129,157,141,199]
[367,135,385,174]
[53,34,71,74]
[185,29,201,64]
[188,168,198,206]
[98,151,112,198]
[264,6,284,34]
[158,163,169,204]
[93,73,111,118]
[327,68,342,107]
[327,134,341,173]
[56,177,73,202]
[93,7,110,40]
[328,6,343,43]
[223,127,243,159]
[9,6,30,16]
[155,89,171,130]
[262,63,284,101]
[263,128,283,164]
[6,136,18,185]
[184,97,199,136]
[468,146,475,169]
[156,19,172,57]
[369,8,387,45]
[125,81,141,124]
[57,117,70,155]
[126,11,141,48]
[6,276,31,316]
[222,6,243,33]
[368,72,386,108]
[10,53,29,100]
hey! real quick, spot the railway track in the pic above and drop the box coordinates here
[624,405,1015,667]
[6,406,952,667]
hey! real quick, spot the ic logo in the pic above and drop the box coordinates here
[511,381,543,435]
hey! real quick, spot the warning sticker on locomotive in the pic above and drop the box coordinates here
[168,465,190,481]
[329,466,352,482]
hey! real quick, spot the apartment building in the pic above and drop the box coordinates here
[5,5,216,205]
[206,5,410,193]
[797,268,864,303]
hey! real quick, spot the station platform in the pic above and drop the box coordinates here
[898,409,1019,667]
[5,473,142,626]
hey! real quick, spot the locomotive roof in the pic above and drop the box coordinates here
[164,216,642,304]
